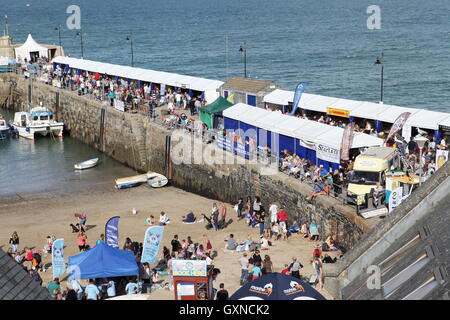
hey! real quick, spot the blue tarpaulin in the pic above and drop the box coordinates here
[67,242,138,279]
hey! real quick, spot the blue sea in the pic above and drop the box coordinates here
[5,0,450,111]
[2,0,450,198]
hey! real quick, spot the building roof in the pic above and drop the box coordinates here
[221,77,277,94]
[0,250,51,300]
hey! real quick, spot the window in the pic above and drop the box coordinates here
[402,276,438,300]
[383,252,430,298]
[349,171,380,184]
[40,115,49,121]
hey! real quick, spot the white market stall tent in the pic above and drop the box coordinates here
[222,103,383,170]
[51,56,224,102]
[15,34,49,62]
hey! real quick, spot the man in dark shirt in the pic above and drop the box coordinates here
[216,283,229,300]
[171,235,181,254]
[252,250,262,265]
[408,139,417,154]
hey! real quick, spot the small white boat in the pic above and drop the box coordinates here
[0,115,9,138]
[115,171,153,189]
[147,172,168,188]
[74,157,99,170]
[10,107,64,140]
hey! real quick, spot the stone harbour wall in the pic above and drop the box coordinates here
[1,74,370,250]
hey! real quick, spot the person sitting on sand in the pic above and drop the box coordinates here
[145,215,155,226]
[159,211,170,226]
[196,244,206,259]
[326,234,338,251]
[182,212,196,224]
[260,235,270,250]
[300,222,309,238]
[224,234,238,251]
[287,220,300,235]
[270,223,280,240]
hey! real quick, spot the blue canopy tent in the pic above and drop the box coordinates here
[230,273,326,300]
[67,242,138,279]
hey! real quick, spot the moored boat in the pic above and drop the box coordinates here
[10,107,64,140]
[74,157,99,170]
[147,172,168,188]
[0,115,9,138]
[115,171,153,189]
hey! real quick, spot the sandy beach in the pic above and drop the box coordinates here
[0,183,334,299]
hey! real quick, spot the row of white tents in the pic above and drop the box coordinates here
[263,89,450,131]
[222,103,384,169]
[51,56,223,103]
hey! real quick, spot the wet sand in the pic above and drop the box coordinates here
[0,184,334,299]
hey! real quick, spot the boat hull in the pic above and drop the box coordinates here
[115,172,153,189]
[11,124,64,140]
[147,173,168,188]
[74,158,99,170]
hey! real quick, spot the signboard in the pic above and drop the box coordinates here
[360,207,388,219]
[436,149,449,170]
[316,144,340,163]
[172,259,207,277]
[385,177,400,204]
[438,125,450,133]
[177,283,195,298]
[327,107,350,118]
[113,99,125,112]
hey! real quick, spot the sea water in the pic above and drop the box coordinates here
[4,0,450,111]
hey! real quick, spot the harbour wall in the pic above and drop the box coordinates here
[0,74,371,251]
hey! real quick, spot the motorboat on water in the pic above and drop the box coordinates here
[0,115,10,138]
[74,157,100,170]
[147,172,168,188]
[10,107,64,140]
[115,171,154,189]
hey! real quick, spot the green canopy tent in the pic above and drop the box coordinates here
[199,96,233,129]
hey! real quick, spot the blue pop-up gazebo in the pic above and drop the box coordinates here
[230,273,326,300]
[67,242,138,279]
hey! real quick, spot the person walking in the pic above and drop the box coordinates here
[77,232,87,252]
[9,231,19,254]
[289,257,303,279]
[313,256,324,290]
[239,253,249,286]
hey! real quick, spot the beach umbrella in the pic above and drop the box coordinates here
[229,273,326,300]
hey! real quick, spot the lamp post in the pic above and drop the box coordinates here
[414,134,428,186]
[374,51,384,104]
[55,24,62,51]
[4,15,8,36]
[126,34,134,67]
[76,30,84,59]
[239,43,247,78]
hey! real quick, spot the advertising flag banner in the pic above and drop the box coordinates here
[141,226,164,264]
[340,122,355,161]
[386,112,411,142]
[388,186,403,213]
[288,82,308,116]
[52,239,66,279]
[105,216,120,248]
[436,149,449,170]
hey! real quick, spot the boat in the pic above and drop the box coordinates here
[74,157,99,170]
[147,172,168,188]
[115,171,154,189]
[10,107,64,140]
[0,115,9,138]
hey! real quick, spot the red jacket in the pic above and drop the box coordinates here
[277,210,288,222]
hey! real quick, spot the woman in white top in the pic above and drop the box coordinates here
[159,211,170,225]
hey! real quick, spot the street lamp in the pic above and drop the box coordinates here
[55,24,62,51]
[374,51,384,104]
[76,30,84,59]
[239,43,247,78]
[126,34,134,67]
[414,134,428,186]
